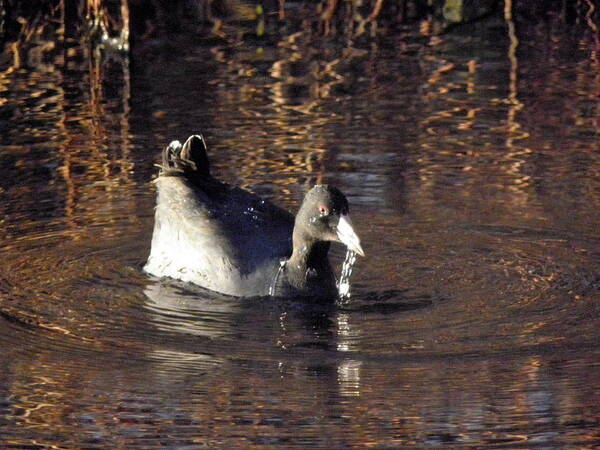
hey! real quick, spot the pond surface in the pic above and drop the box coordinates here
[1,8,599,448]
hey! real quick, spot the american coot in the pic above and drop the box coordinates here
[144,135,364,298]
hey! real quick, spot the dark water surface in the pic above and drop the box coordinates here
[1,10,599,448]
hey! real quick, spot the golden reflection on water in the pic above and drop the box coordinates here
[4,344,599,447]
[413,17,599,230]
[0,31,138,243]
[4,0,595,229]
[1,2,599,447]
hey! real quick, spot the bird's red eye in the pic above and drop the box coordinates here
[319,206,329,215]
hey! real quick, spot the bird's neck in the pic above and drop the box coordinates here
[285,230,333,289]
[288,239,330,271]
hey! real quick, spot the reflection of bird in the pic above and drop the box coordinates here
[144,135,364,299]
[144,281,238,338]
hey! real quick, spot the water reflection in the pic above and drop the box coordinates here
[1,1,599,447]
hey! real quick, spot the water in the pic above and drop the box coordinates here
[1,6,600,447]
[338,249,358,298]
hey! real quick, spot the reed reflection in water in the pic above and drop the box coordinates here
[0,1,599,447]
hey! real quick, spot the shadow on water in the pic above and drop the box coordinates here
[344,288,435,314]
[143,279,434,355]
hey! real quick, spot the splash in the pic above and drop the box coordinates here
[338,249,358,298]
[268,259,286,297]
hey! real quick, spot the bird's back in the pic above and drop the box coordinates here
[145,173,294,296]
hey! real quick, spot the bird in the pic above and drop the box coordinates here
[144,134,364,298]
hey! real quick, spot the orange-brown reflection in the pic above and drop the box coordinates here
[1,2,599,447]
[410,1,599,233]
[0,2,139,243]
[3,294,600,448]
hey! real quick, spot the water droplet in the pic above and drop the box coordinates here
[269,259,287,296]
[338,249,357,298]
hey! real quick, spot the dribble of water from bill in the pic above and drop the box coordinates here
[338,249,357,298]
